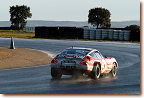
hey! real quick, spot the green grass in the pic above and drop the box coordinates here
[0,30,140,43]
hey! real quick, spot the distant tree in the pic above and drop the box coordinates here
[9,5,32,30]
[125,24,140,41]
[88,7,111,28]
[125,24,140,30]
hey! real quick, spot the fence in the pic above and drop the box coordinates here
[0,27,12,30]
[83,28,132,41]
[35,27,139,41]
[35,27,83,39]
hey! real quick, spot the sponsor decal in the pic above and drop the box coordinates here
[58,55,84,59]
[75,55,85,59]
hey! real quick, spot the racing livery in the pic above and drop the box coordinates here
[51,47,118,79]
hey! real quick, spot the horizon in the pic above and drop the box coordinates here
[0,19,140,28]
[0,20,140,22]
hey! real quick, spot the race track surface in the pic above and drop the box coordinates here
[0,38,140,94]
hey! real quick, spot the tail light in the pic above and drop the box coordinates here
[81,60,86,65]
[51,59,57,63]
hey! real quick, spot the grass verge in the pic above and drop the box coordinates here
[0,30,35,39]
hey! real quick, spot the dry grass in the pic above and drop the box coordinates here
[0,30,35,39]
[0,47,52,70]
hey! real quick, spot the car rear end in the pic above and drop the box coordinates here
[51,48,90,75]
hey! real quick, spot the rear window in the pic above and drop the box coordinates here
[60,49,90,55]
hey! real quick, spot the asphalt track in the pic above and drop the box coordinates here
[0,38,140,94]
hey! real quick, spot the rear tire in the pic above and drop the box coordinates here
[90,64,101,80]
[51,68,62,79]
[110,63,117,77]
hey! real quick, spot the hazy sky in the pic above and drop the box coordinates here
[0,0,140,21]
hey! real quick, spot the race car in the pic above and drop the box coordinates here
[51,47,118,79]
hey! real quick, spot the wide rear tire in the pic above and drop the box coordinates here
[51,68,62,79]
[90,64,101,80]
[110,63,117,77]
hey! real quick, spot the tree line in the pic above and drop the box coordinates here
[9,5,139,30]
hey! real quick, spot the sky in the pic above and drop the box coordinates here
[0,0,140,21]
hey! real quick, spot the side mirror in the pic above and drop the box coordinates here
[87,56,90,61]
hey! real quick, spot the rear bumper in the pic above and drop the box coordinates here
[51,64,88,75]
[51,63,87,69]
